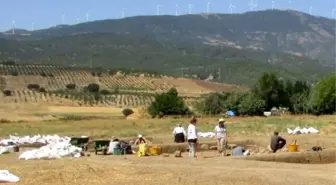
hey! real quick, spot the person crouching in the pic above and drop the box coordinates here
[173,123,186,143]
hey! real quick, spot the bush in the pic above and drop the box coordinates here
[87,83,100,93]
[11,71,18,76]
[238,92,266,116]
[289,91,311,114]
[309,74,336,115]
[40,72,47,77]
[91,72,96,77]
[66,84,76,90]
[39,87,47,93]
[197,93,225,115]
[27,84,40,90]
[2,90,12,96]
[148,88,191,117]
[100,89,111,95]
[122,108,134,117]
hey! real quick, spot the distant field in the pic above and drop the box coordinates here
[0,64,245,107]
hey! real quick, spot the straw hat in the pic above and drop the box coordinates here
[218,118,225,123]
[138,134,143,138]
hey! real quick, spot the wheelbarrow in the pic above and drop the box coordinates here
[93,140,111,155]
[69,137,90,151]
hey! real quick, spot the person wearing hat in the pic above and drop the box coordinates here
[134,134,147,145]
[187,117,198,158]
[173,123,186,143]
[214,118,227,156]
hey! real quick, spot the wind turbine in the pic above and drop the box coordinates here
[175,4,180,16]
[156,4,162,15]
[121,8,125,18]
[248,0,258,11]
[272,1,275,10]
[229,3,236,14]
[289,0,292,9]
[309,6,312,15]
[188,4,193,14]
[85,11,90,22]
[207,2,211,13]
[62,12,66,24]
[31,21,35,31]
[76,17,80,24]
[12,20,15,34]
[332,8,336,18]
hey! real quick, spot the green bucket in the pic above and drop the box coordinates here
[113,148,122,155]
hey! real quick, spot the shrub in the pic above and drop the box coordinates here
[122,108,134,117]
[66,84,76,90]
[91,72,96,77]
[100,89,111,95]
[2,90,12,96]
[238,92,266,116]
[40,72,47,77]
[39,87,47,93]
[87,83,100,93]
[11,71,18,76]
[148,88,191,117]
[27,84,40,90]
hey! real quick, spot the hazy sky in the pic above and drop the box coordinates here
[0,0,335,31]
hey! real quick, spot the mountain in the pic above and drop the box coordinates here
[2,10,335,64]
[0,10,334,86]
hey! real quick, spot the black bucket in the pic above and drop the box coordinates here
[13,145,19,152]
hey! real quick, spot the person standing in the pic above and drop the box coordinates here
[187,117,198,158]
[270,131,287,153]
[214,118,227,156]
[173,123,186,143]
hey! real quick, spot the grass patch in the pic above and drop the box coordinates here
[0,115,334,139]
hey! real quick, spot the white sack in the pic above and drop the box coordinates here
[0,170,19,183]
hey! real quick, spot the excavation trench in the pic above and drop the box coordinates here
[244,148,336,164]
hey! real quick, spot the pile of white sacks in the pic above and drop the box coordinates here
[287,127,319,134]
[0,134,84,160]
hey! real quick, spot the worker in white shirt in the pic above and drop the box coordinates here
[187,117,198,158]
[173,123,186,143]
[214,118,227,156]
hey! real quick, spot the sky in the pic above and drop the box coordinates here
[0,0,335,32]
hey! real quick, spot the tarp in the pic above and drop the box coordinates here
[227,111,235,116]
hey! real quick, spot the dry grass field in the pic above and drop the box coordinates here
[0,106,335,185]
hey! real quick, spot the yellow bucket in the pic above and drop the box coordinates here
[137,143,148,157]
[149,146,162,155]
[288,144,298,152]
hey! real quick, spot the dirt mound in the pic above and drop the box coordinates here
[245,148,336,164]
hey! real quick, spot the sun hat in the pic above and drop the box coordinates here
[218,118,225,123]
[138,134,143,138]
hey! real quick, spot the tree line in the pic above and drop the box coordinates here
[148,72,335,117]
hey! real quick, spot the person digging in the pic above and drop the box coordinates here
[270,131,287,153]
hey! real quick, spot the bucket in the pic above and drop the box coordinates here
[13,146,19,152]
[288,144,298,152]
[113,148,122,155]
[137,144,148,157]
[149,146,162,155]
